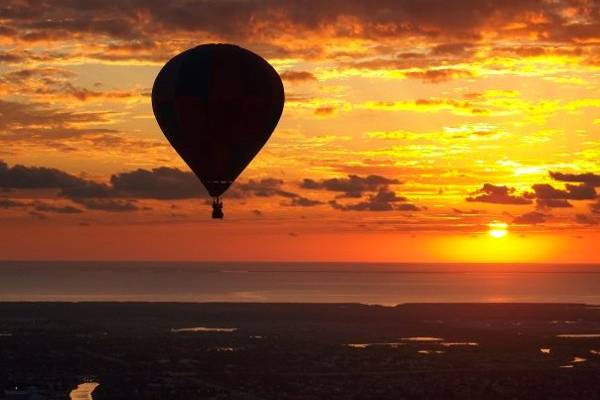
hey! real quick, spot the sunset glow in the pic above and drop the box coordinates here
[488,222,509,239]
[0,1,599,262]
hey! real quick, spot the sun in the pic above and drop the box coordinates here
[488,221,508,238]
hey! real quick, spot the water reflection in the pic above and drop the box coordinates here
[418,350,445,354]
[70,382,99,400]
[558,356,586,369]
[347,343,405,349]
[214,347,236,352]
[540,348,551,354]
[556,334,600,338]
[171,326,237,333]
[440,342,478,347]
[347,338,477,348]
[401,337,444,342]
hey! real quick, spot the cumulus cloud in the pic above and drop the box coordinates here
[0,198,29,208]
[0,197,82,214]
[231,178,322,205]
[536,198,573,208]
[0,67,144,102]
[0,160,314,213]
[329,188,418,212]
[0,0,594,67]
[404,68,473,83]
[301,174,400,198]
[280,71,317,83]
[303,174,417,212]
[0,99,118,153]
[0,161,172,212]
[466,184,532,205]
[70,198,139,212]
[110,167,206,199]
[575,213,598,225]
[452,208,485,214]
[285,196,324,207]
[0,100,110,135]
[531,183,597,200]
[431,42,476,56]
[60,181,114,199]
[0,160,87,190]
[513,211,549,225]
[314,106,337,116]
[3,0,597,48]
[33,201,83,214]
[234,178,296,198]
[550,171,600,187]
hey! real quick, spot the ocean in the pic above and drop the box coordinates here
[0,261,599,304]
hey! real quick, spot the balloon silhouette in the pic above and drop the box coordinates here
[152,44,285,218]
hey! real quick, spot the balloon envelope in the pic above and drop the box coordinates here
[152,44,285,197]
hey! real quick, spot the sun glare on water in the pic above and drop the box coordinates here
[488,221,508,238]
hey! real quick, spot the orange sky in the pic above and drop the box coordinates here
[0,0,599,262]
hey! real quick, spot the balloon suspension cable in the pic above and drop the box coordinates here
[211,196,224,219]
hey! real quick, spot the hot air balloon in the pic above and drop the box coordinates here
[152,44,285,219]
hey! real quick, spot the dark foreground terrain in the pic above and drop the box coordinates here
[0,303,599,399]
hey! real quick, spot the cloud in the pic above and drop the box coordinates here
[0,160,148,212]
[29,210,47,220]
[466,183,532,205]
[1,0,595,66]
[280,71,317,83]
[575,213,598,225]
[0,160,120,206]
[404,68,473,83]
[301,174,400,198]
[71,198,139,212]
[33,201,83,214]
[0,67,144,102]
[513,211,548,225]
[3,1,596,45]
[329,187,418,212]
[314,106,337,116]
[110,167,206,199]
[536,198,573,208]
[285,196,324,207]
[591,200,600,214]
[303,173,417,211]
[531,183,597,200]
[361,98,488,115]
[0,197,82,214]
[0,160,86,189]
[452,208,485,214]
[60,181,114,199]
[0,100,109,133]
[0,99,114,151]
[431,42,475,56]
[215,177,322,204]
[232,179,323,205]
[0,198,29,208]
[234,178,298,199]
[0,161,307,212]
[550,171,600,187]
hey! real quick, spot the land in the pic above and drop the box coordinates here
[0,302,599,399]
